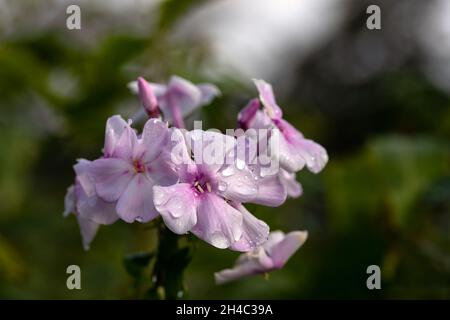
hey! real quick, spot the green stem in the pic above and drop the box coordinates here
[150,223,192,300]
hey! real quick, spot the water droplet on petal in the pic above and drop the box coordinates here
[236,158,245,170]
[210,232,229,249]
[218,181,228,192]
[135,216,144,222]
[221,166,234,177]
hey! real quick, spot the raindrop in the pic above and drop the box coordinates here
[210,232,229,249]
[218,181,228,192]
[221,166,234,177]
[236,158,245,170]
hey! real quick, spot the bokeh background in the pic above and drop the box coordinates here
[0,0,449,299]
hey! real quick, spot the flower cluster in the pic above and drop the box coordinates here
[64,75,328,282]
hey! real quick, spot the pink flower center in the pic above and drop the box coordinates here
[191,171,214,194]
[193,180,212,194]
[133,160,146,173]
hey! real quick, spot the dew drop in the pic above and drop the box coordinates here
[135,216,144,222]
[221,166,234,177]
[218,181,228,192]
[236,158,245,170]
[210,232,229,249]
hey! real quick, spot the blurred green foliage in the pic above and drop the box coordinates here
[0,0,449,299]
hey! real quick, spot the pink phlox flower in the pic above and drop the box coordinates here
[153,129,271,250]
[89,116,178,223]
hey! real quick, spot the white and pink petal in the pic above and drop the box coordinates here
[191,193,243,249]
[153,183,198,235]
[90,158,134,202]
[116,173,159,223]
[229,204,269,252]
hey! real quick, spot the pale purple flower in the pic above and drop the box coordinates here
[129,75,220,128]
[63,116,131,249]
[64,159,119,250]
[153,130,271,250]
[89,116,178,223]
[215,230,308,285]
[242,79,328,174]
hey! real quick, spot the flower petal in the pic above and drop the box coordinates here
[191,193,243,249]
[198,83,220,105]
[73,159,95,197]
[147,82,168,97]
[253,79,283,119]
[116,173,159,223]
[73,159,119,224]
[78,198,118,225]
[188,130,235,173]
[237,99,260,129]
[217,165,258,203]
[268,231,308,269]
[215,247,273,284]
[229,204,269,252]
[250,110,272,130]
[279,169,302,198]
[147,152,179,186]
[90,158,134,202]
[253,173,287,207]
[135,118,170,164]
[274,128,306,172]
[295,138,329,174]
[137,77,160,117]
[76,215,100,251]
[164,75,202,118]
[103,115,129,157]
[168,127,192,167]
[262,230,286,254]
[112,121,138,161]
[63,185,76,217]
[214,259,261,285]
[75,180,118,225]
[128,81,167,97]
[129,77,219,122]
[275,119,328,173]
[153,183,198,234]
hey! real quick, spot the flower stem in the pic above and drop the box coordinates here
[150,223,192,300]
